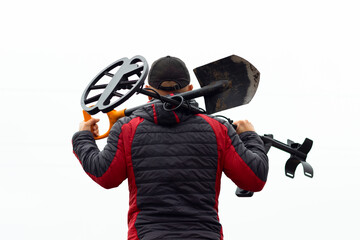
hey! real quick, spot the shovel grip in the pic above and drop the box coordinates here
[82,109,126,140]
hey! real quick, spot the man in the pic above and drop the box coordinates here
[72,56,269,240]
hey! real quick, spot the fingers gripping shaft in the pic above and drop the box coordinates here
[83,109,126,140]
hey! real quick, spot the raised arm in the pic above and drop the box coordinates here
[222,120,269,192]
[72,118,128,189]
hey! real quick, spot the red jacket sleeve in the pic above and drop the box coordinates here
[72,119,130,189]
[222,129,269,192]
[197,114,269,192]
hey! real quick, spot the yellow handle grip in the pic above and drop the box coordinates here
[82,109,126,140]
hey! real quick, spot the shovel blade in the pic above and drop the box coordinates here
[193,55,260,114]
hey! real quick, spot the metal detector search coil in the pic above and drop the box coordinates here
[81,55,149,115]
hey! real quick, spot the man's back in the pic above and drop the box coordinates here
[73,100,268,239]
[128,103,222,239]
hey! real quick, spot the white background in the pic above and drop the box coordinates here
[1,0,359,239]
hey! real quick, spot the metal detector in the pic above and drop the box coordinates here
[80,55,314,197]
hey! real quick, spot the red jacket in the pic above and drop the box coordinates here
[73,101,269,239]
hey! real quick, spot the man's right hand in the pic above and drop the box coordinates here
[233,120,255,134]
[79,118,100,137]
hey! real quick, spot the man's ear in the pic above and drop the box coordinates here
[187,84,193,91]
[145,85,152,101]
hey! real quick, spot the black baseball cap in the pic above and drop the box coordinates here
[148,56,190,91]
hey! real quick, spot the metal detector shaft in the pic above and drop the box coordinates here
[125,80,230,115]
[84,80,231,140]
[260,135,307,159]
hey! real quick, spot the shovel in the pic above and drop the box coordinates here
[193,54,260,114]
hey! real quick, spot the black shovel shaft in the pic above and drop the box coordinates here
[177,80,230,100]
[125,80,230,116]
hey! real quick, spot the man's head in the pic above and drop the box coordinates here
[147,56,193,96]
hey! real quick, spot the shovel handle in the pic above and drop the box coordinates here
[82,109,126,140]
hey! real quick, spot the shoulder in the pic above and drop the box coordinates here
[196,114,233,130]
[109,115,143,138]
